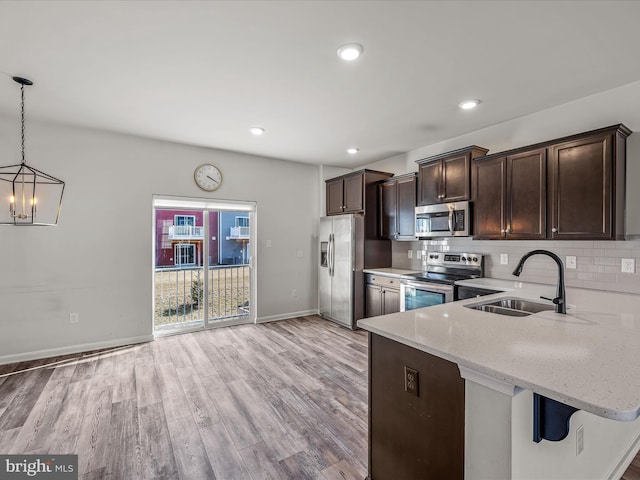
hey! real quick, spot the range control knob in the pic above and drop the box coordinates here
[461,257,467,261]
[473,257,478,262]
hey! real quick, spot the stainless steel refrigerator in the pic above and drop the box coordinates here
[319,214,390,329]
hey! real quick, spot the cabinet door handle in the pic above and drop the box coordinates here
[552,227,558,233]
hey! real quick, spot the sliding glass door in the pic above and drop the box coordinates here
[152,196,256,335]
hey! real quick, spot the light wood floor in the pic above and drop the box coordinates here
[3,315,640,479]
[623,454,640,479]
[0,316,368,480]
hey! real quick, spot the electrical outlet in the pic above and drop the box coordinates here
[622,258,635,273]
[566,256,577,269]
[404,366,419,397]
[576,425,584,455]
[292,289,297,297]
[500,254,509,265]
[69,312,79,324]
[416,250,422,259]
[266,240,272,248]
[407,250,413,259]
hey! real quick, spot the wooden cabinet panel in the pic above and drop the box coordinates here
[472,156,506,239]
[417,146,488,206]
[473,149,545,239]
[549,134,612,239]
[418,161,441,205]
[369,333,464,480]
[365,275,400,317]
[379,174,416,240]
[382,288,400,315]
[325,169,393,217]
[396,176,417,240]
[442,154,470,202]
[343,174,364,213]
[472,125,629,241]
[326,178,345,215]
[379,181,397,239]
[507,148,546,239]
[366,284,382,318]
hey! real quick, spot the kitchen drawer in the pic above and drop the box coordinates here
[366,274,401,289]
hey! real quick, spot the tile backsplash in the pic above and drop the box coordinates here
[392,238,640,294]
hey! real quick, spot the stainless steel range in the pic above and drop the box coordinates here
[400,252,484,311]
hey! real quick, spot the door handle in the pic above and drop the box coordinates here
[328,233,335,276]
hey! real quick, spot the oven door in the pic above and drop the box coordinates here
[400,281,454,312]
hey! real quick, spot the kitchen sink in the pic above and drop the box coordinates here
[464,297,556,317]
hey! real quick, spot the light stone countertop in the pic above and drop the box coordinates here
[363,268,422,278]
[357,281,640,421]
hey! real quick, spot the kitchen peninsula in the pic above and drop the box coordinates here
[358,281,640,479]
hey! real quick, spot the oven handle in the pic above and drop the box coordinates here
[401,280,454,295]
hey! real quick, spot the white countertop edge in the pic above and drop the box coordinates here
[363,268,422,278]
[458,365,522,397]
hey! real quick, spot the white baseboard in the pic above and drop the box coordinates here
[0,334,154,366]
[256,309,317,324]
[607,431,640,480]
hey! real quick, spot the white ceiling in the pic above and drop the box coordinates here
[1,0,640,168]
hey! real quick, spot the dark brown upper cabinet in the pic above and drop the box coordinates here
[379,173,417,240]
[472,124,631,240]
[416,146,489,206]
[325,169,393,216]
[473,148,547,240]
[549,130,627,239]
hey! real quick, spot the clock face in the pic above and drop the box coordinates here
[194,164,222,191]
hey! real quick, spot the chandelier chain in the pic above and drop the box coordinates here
[20,83,25,165]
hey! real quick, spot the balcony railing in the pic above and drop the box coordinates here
[228,226,250,239]
[168,225,204,239]
[154,264,249,330]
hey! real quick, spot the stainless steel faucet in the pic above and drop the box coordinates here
[512,250,567,314]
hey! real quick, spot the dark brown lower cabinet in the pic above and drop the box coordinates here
[368,333,464,480]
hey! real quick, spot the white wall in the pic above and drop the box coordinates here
[0,116,319,363]
[364,79,640,235]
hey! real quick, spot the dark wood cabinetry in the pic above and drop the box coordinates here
[549,131,626,239]
[325,169,393,216]
[365,274,400,317]
[379,173,417,240]
[369,333,464,479]
[472,124,630,240]
[473,148,546,240]
[417,146,489,206]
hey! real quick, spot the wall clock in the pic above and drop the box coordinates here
[194,163,223,191]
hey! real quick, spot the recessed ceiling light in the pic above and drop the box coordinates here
[249,127,265,136]
[337,43,363,61]
[458,99,481,110]
[347,148,359,155]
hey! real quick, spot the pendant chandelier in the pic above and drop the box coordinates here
[0,76,65,226]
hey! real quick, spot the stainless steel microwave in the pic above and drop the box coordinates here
[415,201,470,238]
